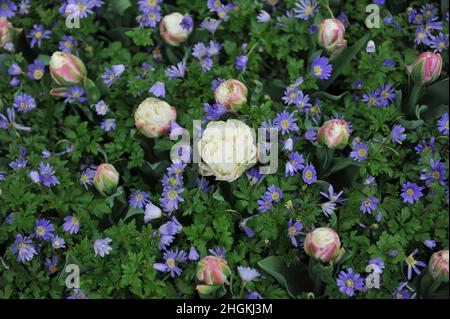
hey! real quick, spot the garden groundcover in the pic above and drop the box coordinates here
[0,0,448,300]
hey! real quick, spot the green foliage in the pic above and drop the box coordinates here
[0,0,448,300]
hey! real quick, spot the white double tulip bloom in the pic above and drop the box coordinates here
[198,120,258,182]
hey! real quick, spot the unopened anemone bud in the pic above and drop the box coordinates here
[159,12,193,46]
[49,51,87,86]
[317,119,350,149]
[214,79,248,112]
[317,19,347,58]
[93,164,119,196]
[407,52,442,86]
[304,227,343,264]
[196,256,231,286]
[134,97,177,138]
[0,17,13,49]
[428,250,449,282]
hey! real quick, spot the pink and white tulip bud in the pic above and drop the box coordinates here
[0,17,12,49]
[407,52,442,86]
[317,119,350,149]
[159,12,192,46]
[134,97,177,138]
[317,19,347,58]
[214,79,248,112]
[428,250,449,282]
[93,164,120,196]
[49,52,87,86]
[196,256,231,286]
[304,227,343,264]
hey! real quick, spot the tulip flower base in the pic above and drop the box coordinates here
[0,0,449,300]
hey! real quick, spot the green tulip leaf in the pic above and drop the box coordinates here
[258,256,312,299]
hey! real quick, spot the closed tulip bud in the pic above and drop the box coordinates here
[407,52,442,86]
[49,52,87,86]
[93,164,119,196]
[304,227,343,263]
[317,19,347,58]
[0,17,12,49]
[317,119,350,149]
[196,256,231,286]
[134,97,177,138]
[428,250,449,282]
[214,79,248,112]
[160,12,192,46]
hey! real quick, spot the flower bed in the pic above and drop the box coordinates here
[0,0,448,299]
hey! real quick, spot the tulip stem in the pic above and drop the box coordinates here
[427,279,442,297]
[406,83,423,119]
[323,1,335,19]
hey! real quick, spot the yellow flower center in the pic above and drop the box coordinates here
[35,31,42,39]
[168,177,177,186]
[37,226,46,236]
[365,198,372,206]
[280,119,289,129]
[289,226,297,235]
[381,91,389,98]
[313,65,323,76]
[2,3,8,9]
[20,102,28,109]
[168,190,178,200]
[405,255,417,266]
[358,149,367,157]
[305,170,313,179]
[345,279,354,288]
[167,258,175,269]
[438,42,445,49]
[304,6,313,15]
[418,32,425,39]
[406,188,414,196]
[65,41,72,48]
[432,171,440,179]
[271,192,279,200]
[136,194,143,201]
[34,70,43,79]
[71,217,79,225]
